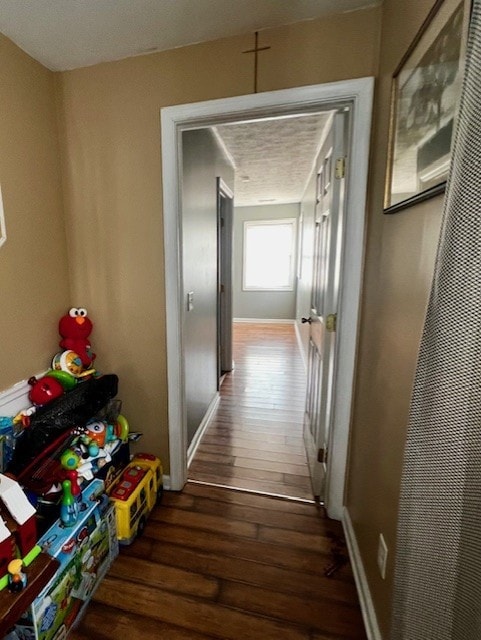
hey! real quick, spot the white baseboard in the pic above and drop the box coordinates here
[343,507,383,640]
[0,375,43,416]
[187,392,220,467]
[233,318,295,324]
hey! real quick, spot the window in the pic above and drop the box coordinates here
[243,219,296,291]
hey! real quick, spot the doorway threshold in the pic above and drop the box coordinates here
[187,478,318,505]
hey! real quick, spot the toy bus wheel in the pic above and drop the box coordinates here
[137,516,146,538]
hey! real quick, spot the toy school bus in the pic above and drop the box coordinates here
[108,454,163,545]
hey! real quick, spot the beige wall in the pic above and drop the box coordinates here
[0,35,70,391]
[0,2,447,635]
[55,7,381,468]
[0,4,443,633]
[345,0,446,637]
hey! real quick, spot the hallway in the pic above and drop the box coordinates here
[71,323,366,639]
[189,322,312,500]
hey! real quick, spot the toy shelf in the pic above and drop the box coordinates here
[0,553,59,637]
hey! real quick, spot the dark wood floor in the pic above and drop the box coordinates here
[71,323,366,640]
[189,322,312,500]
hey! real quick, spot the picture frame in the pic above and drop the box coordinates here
[384,0,471,214]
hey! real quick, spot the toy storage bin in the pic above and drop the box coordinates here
[10,480,118,640]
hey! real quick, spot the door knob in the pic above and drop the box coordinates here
[301,317,312,324]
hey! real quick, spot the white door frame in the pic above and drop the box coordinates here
[161,78,374,520]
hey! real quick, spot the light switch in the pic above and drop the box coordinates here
[187,291,194,311]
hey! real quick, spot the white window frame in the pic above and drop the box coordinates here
[242,218,297,292]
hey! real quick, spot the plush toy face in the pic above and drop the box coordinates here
[59,307,93,340]
[85,420,107,447]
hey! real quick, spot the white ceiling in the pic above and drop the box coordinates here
[0,1,374,206]
[0,0,380,72]
[215,112,334,207]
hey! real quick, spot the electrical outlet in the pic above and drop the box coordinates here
[377,534,388,580]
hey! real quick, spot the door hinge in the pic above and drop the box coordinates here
[220,283,225,293]
[318,447,328,464]
[335,157,346,179]
[326,313,337,332]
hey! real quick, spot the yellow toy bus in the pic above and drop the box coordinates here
[107,453,163,545]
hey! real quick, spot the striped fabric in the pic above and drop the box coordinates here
[391,2,481,638]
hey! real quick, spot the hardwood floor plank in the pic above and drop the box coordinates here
[141,520,335,573]
[108,554,220,598]
[220,581,366,638]
[70,602,218,640]
[189,459,285,483]
[94,575,310,640]
[233,456,310,477]
[122,539,358,604]
[208,424,304,437]
[258,524,333,553]
[209,416,304,429]
[185,493,328,534]
[199,434,306,455]
[203,427,289,444]
[149,505,258,539]
[161,491,197,508]
[194,443,308,465]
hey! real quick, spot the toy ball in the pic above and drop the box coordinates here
[60,448,81,471]
[28,375,64,406]
[52,350,86,378]
[59,307,95,367]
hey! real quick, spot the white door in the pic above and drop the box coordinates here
[303,111,347,500]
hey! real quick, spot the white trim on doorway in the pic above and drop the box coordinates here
[160,78,374,520]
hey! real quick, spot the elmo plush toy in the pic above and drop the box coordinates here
[59,307,96,367]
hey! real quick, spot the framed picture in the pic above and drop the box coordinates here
[384,0,471,214]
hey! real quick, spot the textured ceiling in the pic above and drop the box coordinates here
[215,112,334,207]
[0,0,381,71]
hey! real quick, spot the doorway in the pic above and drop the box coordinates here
[161,78,373,520]
[217,178,234,386]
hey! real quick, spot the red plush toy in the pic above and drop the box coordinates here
[59,307,96,367]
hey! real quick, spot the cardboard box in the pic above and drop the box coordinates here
[13,480,118,640]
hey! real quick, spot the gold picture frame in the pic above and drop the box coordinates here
[384,0,471,214]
